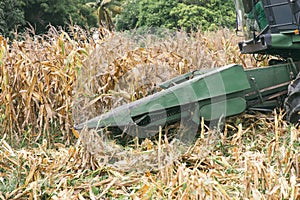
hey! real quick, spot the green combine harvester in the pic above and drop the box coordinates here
[75,0,300,138]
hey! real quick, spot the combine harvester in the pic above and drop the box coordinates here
[75,0,300,138]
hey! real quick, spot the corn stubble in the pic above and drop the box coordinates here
[0,27,299,199]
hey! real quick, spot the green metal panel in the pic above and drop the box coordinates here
[244,62,298,108]
[75,62,299,132]
[75,64,251,130]
[239,33,300,61]
[159,68,214,89]
[129,64,248,115]
[200,97,247,120]
[271,33,300,49]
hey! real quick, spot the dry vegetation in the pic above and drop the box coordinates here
[0,27,299,199]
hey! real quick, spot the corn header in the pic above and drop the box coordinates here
[75,0,300,138]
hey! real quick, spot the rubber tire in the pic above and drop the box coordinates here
[285,73,300,124]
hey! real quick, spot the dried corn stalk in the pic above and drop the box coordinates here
[0,28,90,145]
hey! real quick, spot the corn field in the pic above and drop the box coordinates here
[0,27,299,199]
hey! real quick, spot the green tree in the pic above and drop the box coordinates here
[137,0,178,28]
[116,0,236,32]
[170,3,213,31]
[116,0,177,31]
[0,0,25,38]
[171,1,236,31]
[115,0,139,30]
[21,0,97,34]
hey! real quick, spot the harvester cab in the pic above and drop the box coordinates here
[75,0,300,138]
[235,0,300,61]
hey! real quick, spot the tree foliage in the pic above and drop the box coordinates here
[0,0,236,37]
[116,0,236,32]
[21,0,98,34]
[0,0,98,37]
[0,0,25,38]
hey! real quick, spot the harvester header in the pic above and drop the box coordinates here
[75,0,300,138]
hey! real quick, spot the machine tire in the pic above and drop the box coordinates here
[285,73,300,124]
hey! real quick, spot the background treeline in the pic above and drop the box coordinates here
[0,0,235,38]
